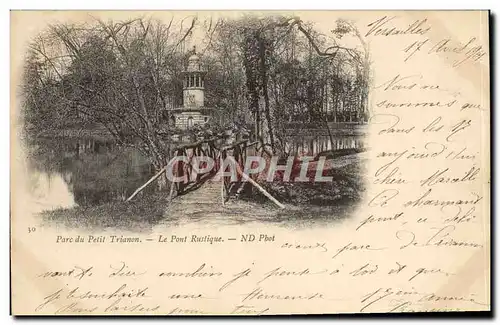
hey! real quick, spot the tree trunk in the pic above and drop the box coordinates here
[258,34,276,153]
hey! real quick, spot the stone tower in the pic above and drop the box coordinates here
[169,47,213,130]
[183,47,206,108]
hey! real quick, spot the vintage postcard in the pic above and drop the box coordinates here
[10,10,490,315]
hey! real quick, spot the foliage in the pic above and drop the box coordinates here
[204,15,370,155]
[22,14,370,182]
[22,18,195,175]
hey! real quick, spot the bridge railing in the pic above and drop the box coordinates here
[169,137,222,198]
[128,132,284,208]
[218,140,259,204]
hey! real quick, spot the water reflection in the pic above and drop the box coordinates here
[28,138,154,208]
[27,170,76,214]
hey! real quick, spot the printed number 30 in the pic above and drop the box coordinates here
[28,227,36,233]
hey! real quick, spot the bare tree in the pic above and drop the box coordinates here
[22,17,197,190]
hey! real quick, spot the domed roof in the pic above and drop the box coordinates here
[186,46,204,72]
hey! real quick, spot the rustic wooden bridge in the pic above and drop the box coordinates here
[125,126,367,213]
[171,136,286,206]
[125,134,286,210]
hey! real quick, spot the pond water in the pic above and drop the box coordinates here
[27,134,365,210]
[27,138,154,209]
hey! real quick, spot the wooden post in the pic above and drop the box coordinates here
[220,153,225,206]
[168,164,176,202]
[125,167,167,202]
[242,141,247,166]
[178,150,185,194]
[231,157,285,209]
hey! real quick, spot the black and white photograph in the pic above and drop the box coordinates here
[20,12,369,231]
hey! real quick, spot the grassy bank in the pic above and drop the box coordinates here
[243,156,365,206]
[40,193,169,232]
